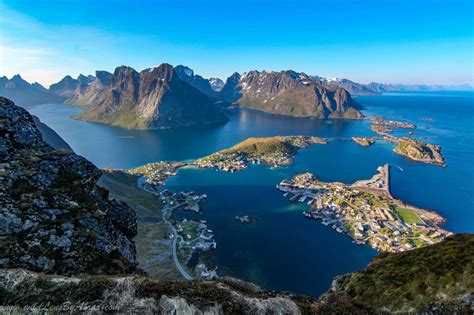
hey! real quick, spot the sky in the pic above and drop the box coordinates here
[0,0,473,87]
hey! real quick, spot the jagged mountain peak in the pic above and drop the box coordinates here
[219,69,362,118]
[175,65,195,77]
[62,64,228,129]
[95,70,113,86]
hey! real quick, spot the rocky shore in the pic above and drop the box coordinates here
[385,136,446,167]
[352,136,377,147]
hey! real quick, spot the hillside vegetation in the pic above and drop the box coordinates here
[323,233,474,313]
[224,137,298,155]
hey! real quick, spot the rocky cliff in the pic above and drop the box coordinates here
[218,70,363,119]
[0,96,138,275]
[65,64,229,129]
[49,74,95,97]
[32,115,72,151]
[174,65,220,99]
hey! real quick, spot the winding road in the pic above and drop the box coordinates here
[161,205,194,280]
[138,176,194,280]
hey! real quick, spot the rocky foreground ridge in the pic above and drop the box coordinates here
[0,97,472,314]
[0,97,137,274]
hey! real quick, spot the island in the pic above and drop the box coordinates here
[352,136,377,147]
[195,136,327,172]
[385,136,446,167]
[370,124,392,136]
[277,164,452,252]
[369,116,417,129]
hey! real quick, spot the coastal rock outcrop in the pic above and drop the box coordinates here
[0,97,138,275]
[218,70,363,119]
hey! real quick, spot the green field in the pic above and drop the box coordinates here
[411,238,425,247]
[394,207,423,224]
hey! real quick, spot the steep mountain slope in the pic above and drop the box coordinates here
[174,65,219,99]
[209,77,225,91]
[32,115,73,151]
[0,97,138,275]
[66,64,229,129]
[219,70,363,119]
[0,75,64,106]
[49,74,95,97]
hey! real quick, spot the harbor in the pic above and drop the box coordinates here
[277,165,451,252]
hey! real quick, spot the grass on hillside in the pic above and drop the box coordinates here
[343,234,474,312]
[98,169,182,280]
[224,137,297,155]
[98,169,164,219]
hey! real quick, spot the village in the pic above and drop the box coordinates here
[195,149,293,172]
[128,161,188,186]
[155,188,219,279]
[195,136,327,172]
[369,116,417,129]
[277,164,452,252]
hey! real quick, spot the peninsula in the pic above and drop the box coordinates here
[277,164,451,252]
[195,136,327,172]
[369,116,417,129]
[385,136,446,167]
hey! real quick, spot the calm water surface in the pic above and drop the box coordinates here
[28,91,474,296]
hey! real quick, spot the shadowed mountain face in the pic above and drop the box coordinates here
[0,75,65,107]
[49,74,95,97]
[64,64,229,129]
[218,70,363,119]
[174,65,220,99]
[0,97,138,275]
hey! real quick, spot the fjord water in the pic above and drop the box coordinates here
[28,91,474,296]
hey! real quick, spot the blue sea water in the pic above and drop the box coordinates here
[27,91,474,296]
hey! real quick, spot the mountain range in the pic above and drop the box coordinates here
[219,70,363,118]
[2,65,471,129]
[0,75,65,106]
[65,64,229,129]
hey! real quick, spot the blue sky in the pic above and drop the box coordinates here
[0,0,472,86]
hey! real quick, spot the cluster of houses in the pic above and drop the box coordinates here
[129,161,185,186]
[278,173,451,253]
[196,150,293,173]
[176,219,217,252]
[370,116,417,129]
[176,218,218,279]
